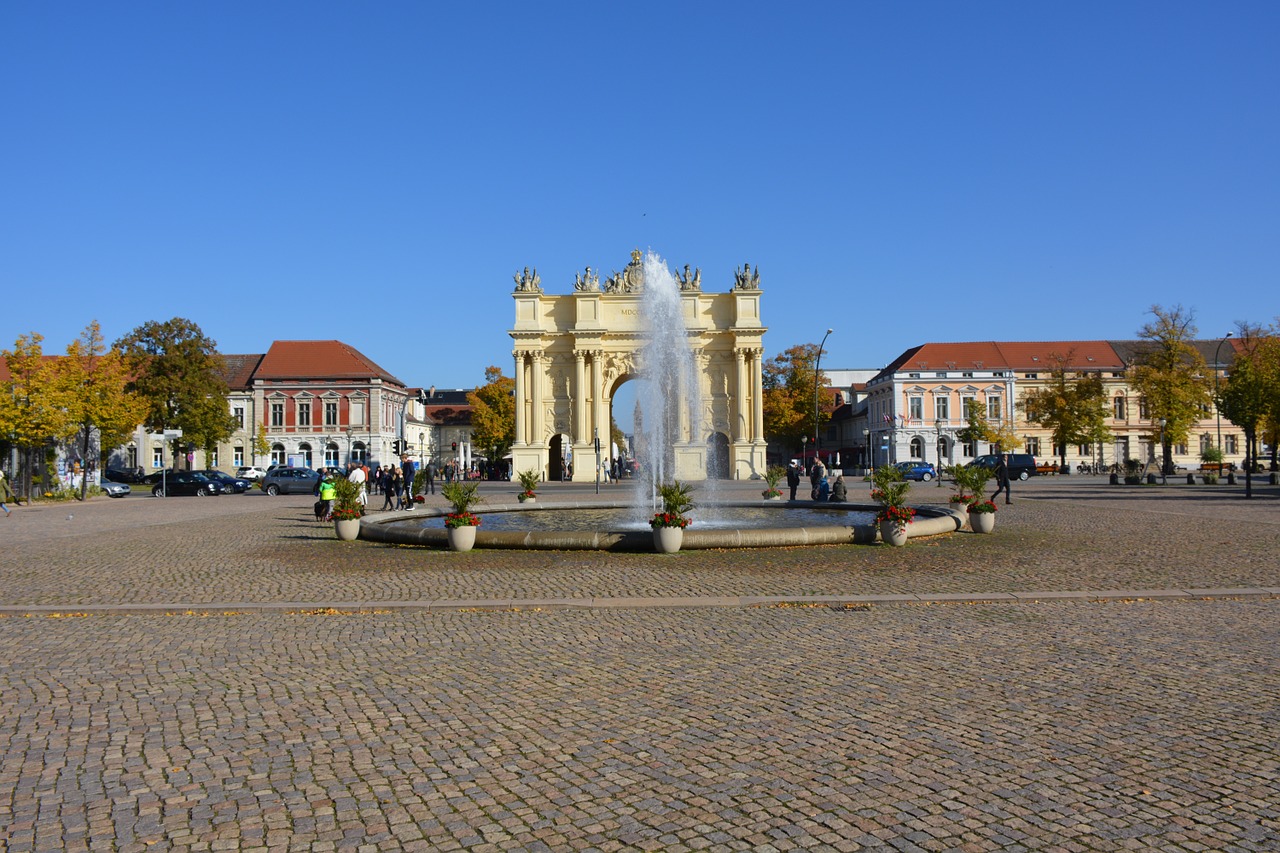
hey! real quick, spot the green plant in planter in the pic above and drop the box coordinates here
[761,465,785,498]
[1123,458,1143,484]
[331,476,363,521]
[967,499,997,514]
[947,464,991,507]
[651,480,695,529]
[870,465,915,525]
[516,469,539,501]
[441,480,483,527]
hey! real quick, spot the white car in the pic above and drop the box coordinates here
[235,466,267,481]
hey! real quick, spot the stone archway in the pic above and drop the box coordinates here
[509,251,767,482]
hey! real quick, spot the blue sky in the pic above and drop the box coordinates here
[3,2,1277,389]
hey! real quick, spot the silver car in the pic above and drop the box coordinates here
[261,467,320,496]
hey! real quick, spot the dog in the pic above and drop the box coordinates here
[313,499,327,522]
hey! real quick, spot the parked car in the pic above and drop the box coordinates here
[105,466,147,484]
[98,479,132,498]
[893,461,937,482]
[261,467,321,496]
[235,465,267,481]
[197,470,252,493]
[969,453,1038,481]
[148,470,226,497]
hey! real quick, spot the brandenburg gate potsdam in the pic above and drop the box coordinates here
[508,251,767,482]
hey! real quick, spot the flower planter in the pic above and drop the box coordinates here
[447,525,478,552]
[653,526,683,553]
[334,518,361,541]
[518,496,536,504]
[968,511,995,534]
[763,494,783,501]
[879,519,908,547]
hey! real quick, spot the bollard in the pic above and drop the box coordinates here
[1109,472,1119,485]
[1227,471,1236,485]
[1187,473,1196,485]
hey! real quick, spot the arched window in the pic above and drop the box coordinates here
[271,443,286,465]
[298,442,312,468]
[351,441,367,463]
[324,442,340,468]
[910,436,924,459]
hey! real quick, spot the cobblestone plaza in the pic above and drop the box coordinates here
[1,479,1278,851]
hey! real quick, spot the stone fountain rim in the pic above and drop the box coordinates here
[359,501,966,551]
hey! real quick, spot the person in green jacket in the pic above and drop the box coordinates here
[318,472,337,521]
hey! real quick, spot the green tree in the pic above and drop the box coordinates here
[955,400,1023,453]
[1217,323,1280,495]
[115,318,237,468]
[1020,350,1111,468]
[762,343,832,453]
[56,322,149,500]
[467,366,515,468]
[1127,305,1212,475]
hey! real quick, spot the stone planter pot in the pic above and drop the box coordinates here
[763,494,783,501]
[518,496,536,504]
[447,525,478,552]
[653,526,684,553]
[968,511,995,534]
[879,519,908,547]
[334,518,361,541]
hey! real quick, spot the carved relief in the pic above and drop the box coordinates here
[604,249,645,293]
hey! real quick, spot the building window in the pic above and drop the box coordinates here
[298,402,311,427]
[910,437,924,459]
[935,372,948,378]
[127,445,138,467]
[351,441,367,463]
[271,443,286,465]
[1025,373,1038,379]
[1077,443,1091,456]
[350,400,365,425]
[299,443,313,468]
[1225,435,1238,454]
[962,440,975,458]
[234,407,245,430]
[324,442,340,468]
[152,446,164,468]
[935,397,950,422]
[1053,442,1065,459]
[962,371,974,378]
[1113,397,1126,420]
[1200,434,1213,454]
[1175,442,1187,456]
[271,402,284,427]
[909,397,923,421]
[234,446,244,466]
[962,397,977,418]
[209,449,218,467]
[987,396,1002,421]
[908,372,921,379]
[1026,437,1041,456]
[1138,397,1149,420]
[325,401,339,427]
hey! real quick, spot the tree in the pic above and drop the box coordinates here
[955,400,1023,454]
[1020,350,1111,468]
[115,318,237,468]
[467,366,515,469]
[1127,305,1212,475]
[762,343,832,453]
[0,333,76,498]
[56,322,148,500]
[1217,322,1280,496]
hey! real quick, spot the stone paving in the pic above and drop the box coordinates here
[0,476,1278,850]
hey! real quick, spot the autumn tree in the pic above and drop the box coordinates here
[1127,305,1212,475]
[116,318,237,468]
[0,333,75,498]
[1020,350,1111,468]
[955,400,1023,455]
[1217,322,1280,496]
[467,366,515,469]
[56,322,149,499]
[762,344,832,454]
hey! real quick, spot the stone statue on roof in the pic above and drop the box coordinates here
[733,262,761,290]
[513,267,542,292]
[677,264,702,291]
[573,266,600,292]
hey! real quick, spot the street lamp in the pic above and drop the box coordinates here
[1214,332,1232,455]
[935,418,944,487]
[862,428,870,476]
[801,435,808,473]
[1158,418,1168,484]
[814,329,833,469]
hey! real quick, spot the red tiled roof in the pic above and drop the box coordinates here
[876,340,1125,380]
[220,354,265,390]
[254,341,402,385]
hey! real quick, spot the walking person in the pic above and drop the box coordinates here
[424,461,437,495]
[990,453,1012,505]
[401,455,416,508]
[381,469,398,511]
[0,470,14,516]
[786,460,801,501]
[317,471,336,521]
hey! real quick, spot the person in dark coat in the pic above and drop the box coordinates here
[990,453,1012,504]
[829,472,847,503]
[424,462,437,495]
[401,456,416,508]
[786,460,801,501]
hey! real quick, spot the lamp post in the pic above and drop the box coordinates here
[935,418,944,487]
[801,435,808,473]
[862,428,870,476]
[1214,332,1232,456]
[1159,418,1168,484]
[813,329,833,470]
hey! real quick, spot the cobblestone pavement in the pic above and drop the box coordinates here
[1,478,1278,850]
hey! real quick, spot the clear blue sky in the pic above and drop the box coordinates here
[3,2,1277,389]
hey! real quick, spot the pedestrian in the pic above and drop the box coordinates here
[424,461,437,495]
[829,472,847,503]
[991,453,1012,504]
[401,455,416,507]
[382,469,398,511]
[347,462,367,506]
[786,460,801,501]
[0,470,14,516]
[809,457,826,500]
[318,471,336,521]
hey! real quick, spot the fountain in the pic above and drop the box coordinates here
[362,251,965,551]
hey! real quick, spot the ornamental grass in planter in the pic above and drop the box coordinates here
[761,465,785,499]
[516,469,539,503]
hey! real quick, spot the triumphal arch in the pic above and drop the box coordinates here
[508,251,767,482]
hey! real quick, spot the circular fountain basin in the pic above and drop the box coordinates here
[360,501,965,551]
